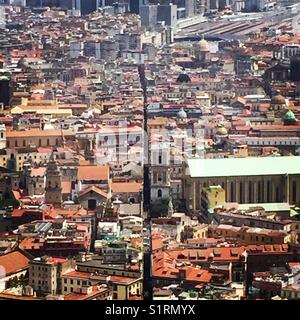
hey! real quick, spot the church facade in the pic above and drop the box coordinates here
[184,156,300,211]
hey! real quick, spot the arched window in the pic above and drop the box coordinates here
[240,182,244,203]
[292,181,297,203]
[129,198,135,204]
[276,187,280,202]
[258,181,261,202]
[157,189,162,198]
[248,181,252,203]
[230,181,234,202]
[267,181,271,202]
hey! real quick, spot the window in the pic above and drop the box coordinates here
[292,181,297,203]
[276,187,280,202]
[64,279,67,284]
[248,181,252,203]
[157,189,162,198]
[129,197,135,204]
[258,181,261,202]
[158,155,162,164]
[47,139,50,146]
[240,182,244,203]
[267,181,271,202]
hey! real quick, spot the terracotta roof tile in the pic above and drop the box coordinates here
[77,165,109,181]
[0,251,30,276]
[111,182,142,193]
[78,185,108,198]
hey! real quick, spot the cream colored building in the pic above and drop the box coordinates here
[10,98,72,118]
[61,271,142,300]
[111,277,143,300]
[6,128,75,150]
[28,257,75,296]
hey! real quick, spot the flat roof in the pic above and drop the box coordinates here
[187,156,300,178]
[238,203,290,212]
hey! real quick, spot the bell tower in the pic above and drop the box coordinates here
[45,153,62,207]
[0,123,6,149]
[150,141,171,203]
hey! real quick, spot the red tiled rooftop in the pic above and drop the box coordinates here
[64,286,108,300]
[63,270,91,279]
[6,129,74,138]
[111,181,142,193]
[78,185,108,198]
[0,251,30,276]
[110,276,139,284]
[19,238,44,250]
[47,257,68,264]
[77,165,109,181]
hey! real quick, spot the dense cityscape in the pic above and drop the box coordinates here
[0,0,299,301]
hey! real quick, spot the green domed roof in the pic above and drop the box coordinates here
[284,109,297,124]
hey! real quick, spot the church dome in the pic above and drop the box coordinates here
[284,109,297,124]
[216,125,228,135]
[198,35,209,52]
[271,94,285,105]
[177,107,187,119]
[176,72,191,83]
